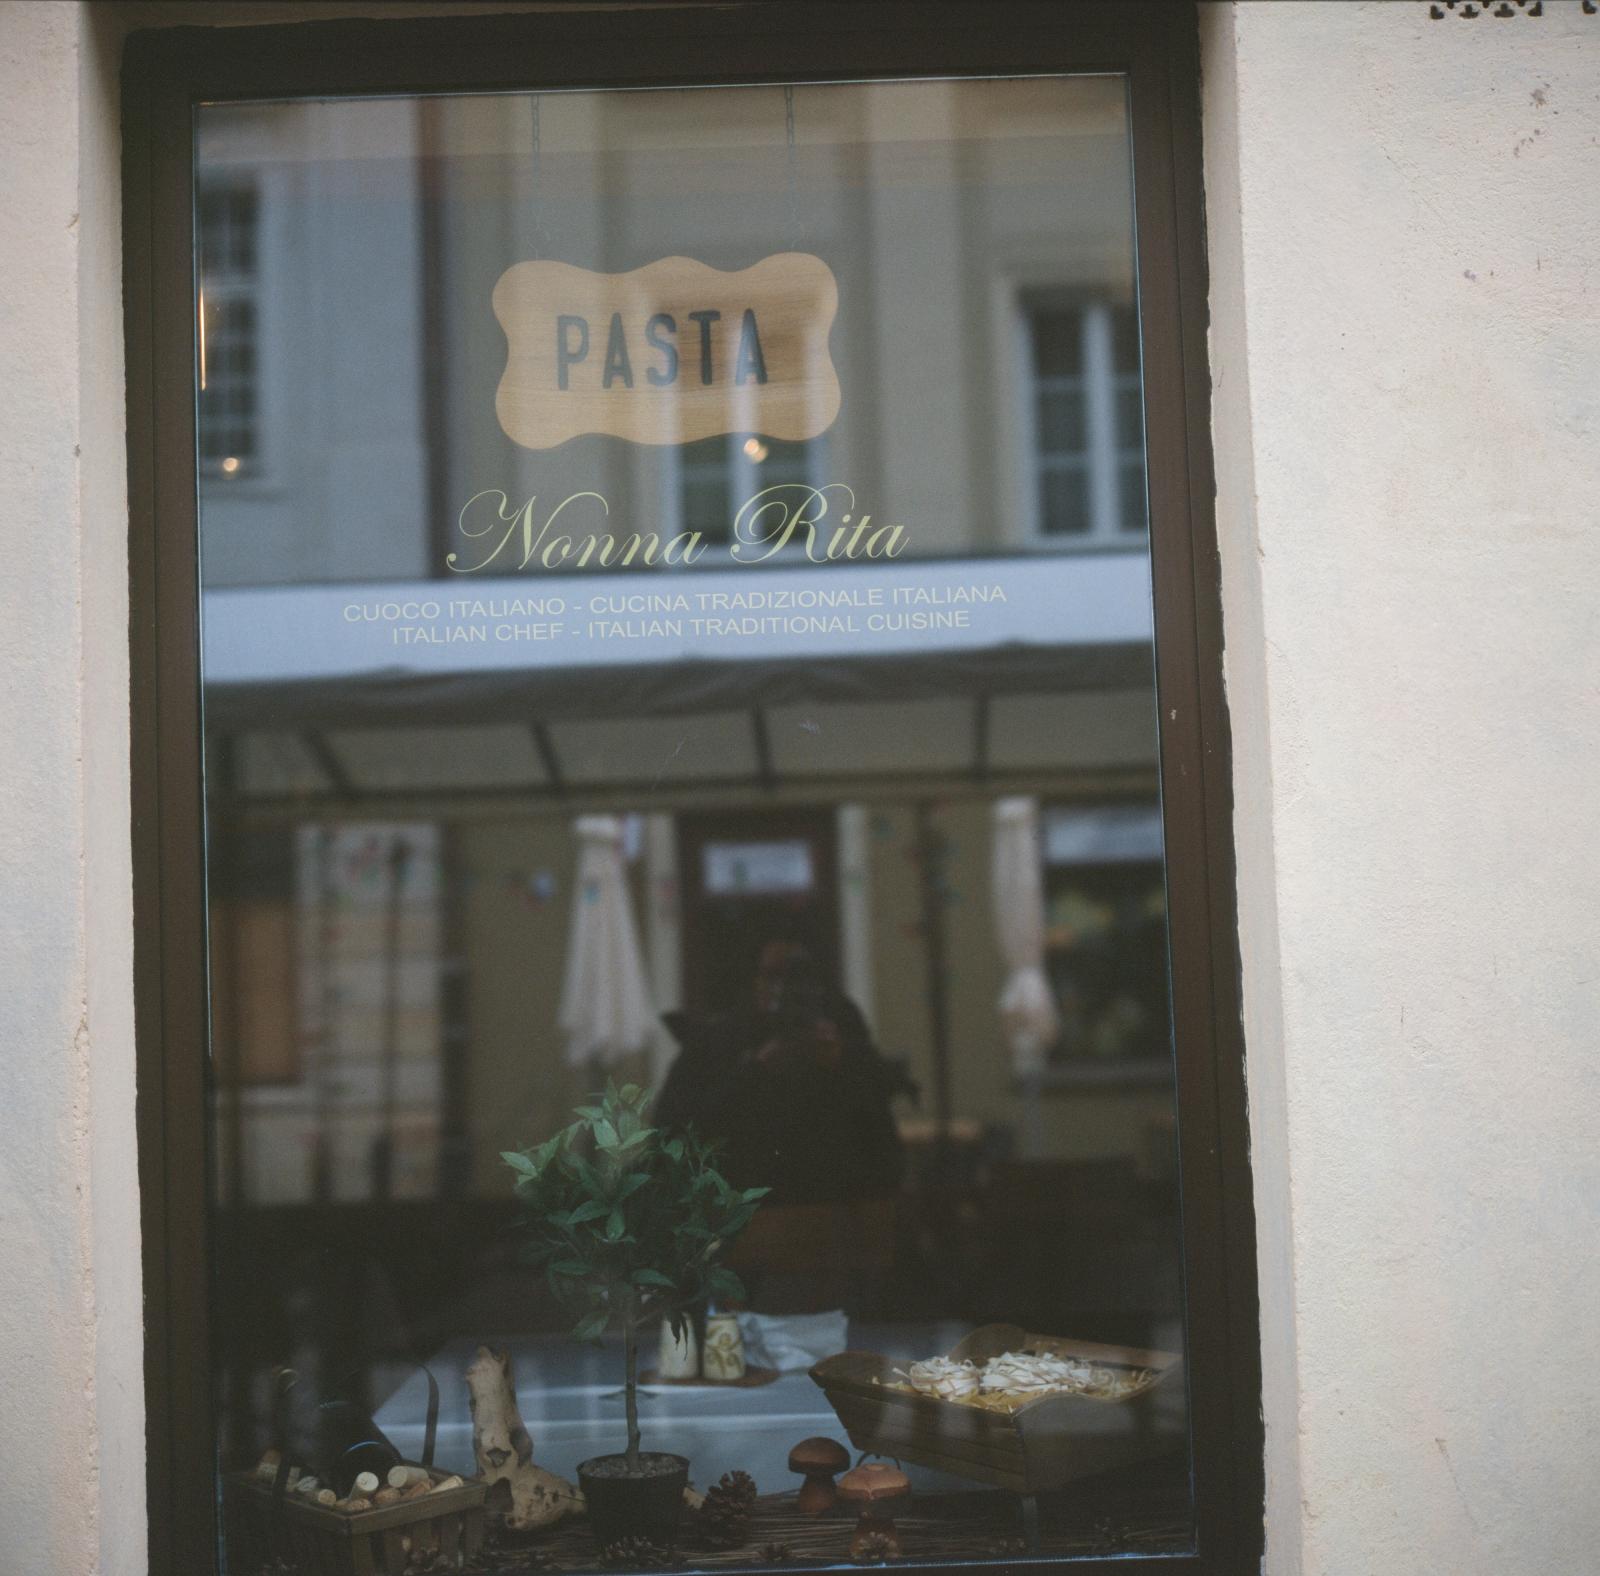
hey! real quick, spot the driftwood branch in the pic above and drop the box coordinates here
[466,1346,584,1532]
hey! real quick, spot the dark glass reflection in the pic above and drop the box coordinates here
[198,77,1190,1570]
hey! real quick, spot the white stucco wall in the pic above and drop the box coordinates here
[4,2,1599,1573]
[1203,3,1600,1573]
[0,3,143,1575]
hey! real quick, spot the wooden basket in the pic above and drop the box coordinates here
[809,1323,1181,1495]
[225,1465,487,1576]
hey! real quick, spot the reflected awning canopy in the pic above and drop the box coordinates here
[202,554,1159,802]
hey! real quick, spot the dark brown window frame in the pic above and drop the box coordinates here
[122,4,1261,1572]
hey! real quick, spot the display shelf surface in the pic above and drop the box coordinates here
[375,1321,1186,1499]
[468,1470,1193,1571]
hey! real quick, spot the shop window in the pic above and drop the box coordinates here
[701,839,815,896]
[128,11,1257,1575]
[210,823,448,1204]
[1038,803,1172,1086]
[1021,297,1147,544]
[670,434,826,544]
[197,181,263,480]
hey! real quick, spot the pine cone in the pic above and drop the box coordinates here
[601,1535,678,1569]
[760,1543,794,1564]
[851,1529,898,1564]
[699,1470,758,1548]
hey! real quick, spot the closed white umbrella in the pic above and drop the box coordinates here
[559,815,656,1068]
[991,796,1060,1078]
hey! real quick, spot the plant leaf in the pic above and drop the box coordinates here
[707,1268,746,1303]
[510,1091,767,1356]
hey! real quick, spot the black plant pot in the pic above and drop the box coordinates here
[578,1452,689,1552]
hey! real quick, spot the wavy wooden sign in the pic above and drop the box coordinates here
[492,253,841,450]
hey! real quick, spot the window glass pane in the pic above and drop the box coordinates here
[755,435,814,488]
[198,187,262,479]
[1036,388,1087,454]
[678,436,733,539]
[1030,307,1084,377]
[195,74,1194,1570]
[1040,464,1091,536]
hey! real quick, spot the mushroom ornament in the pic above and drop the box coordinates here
[836,1461,911,1561]
[788,1437,851,1515]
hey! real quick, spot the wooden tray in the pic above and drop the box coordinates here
[225,1463,487,1575]
[809,1323,1181,1495]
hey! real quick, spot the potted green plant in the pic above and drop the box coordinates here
[502,1082,768,1551]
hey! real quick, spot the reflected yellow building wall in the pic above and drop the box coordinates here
[458,796,1167,1198]
[458,816,652,1193]
[866,801,1167,1165]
